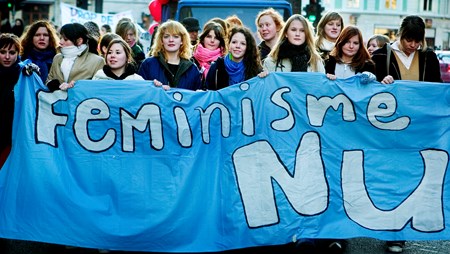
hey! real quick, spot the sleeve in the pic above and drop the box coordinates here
[205,62,218,90]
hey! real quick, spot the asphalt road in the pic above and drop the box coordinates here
[1,238,449,254]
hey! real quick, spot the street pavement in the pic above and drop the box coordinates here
[1,238,450,254]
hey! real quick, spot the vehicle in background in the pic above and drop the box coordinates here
[436,50,450,83]
[174,0,293,42]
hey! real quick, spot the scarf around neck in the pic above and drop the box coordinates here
[193,43,222,78]
[103,64,137,80]
[26,48,56,82]
[60,45,87,82]
[224,53,245,85]
[277,40,310,72]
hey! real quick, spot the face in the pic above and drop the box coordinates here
[33,27,50,51]
[125,29,136,46]
[162,33,182,53]
[400,38,421,56]
[188,30,198,43]
[59,35,75,48]
[367,39,379,55]
[228,32,247,62]
[0,45,18,68]
[203,30,220,50]
[106,43,128,71]
[324,19,342,41]
[342,35,360,60]
[258,15,278,42]
[286,20,305,46]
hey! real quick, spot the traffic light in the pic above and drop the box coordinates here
[7,1,13,9]
[304,0,324,27]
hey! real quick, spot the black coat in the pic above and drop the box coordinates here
[325,55,375,76]
[371,44,442,83]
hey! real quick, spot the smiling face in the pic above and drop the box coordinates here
[106,42,128,72]
[203,30,220,51]
[228,32,247,62]
[0,44,18,68]
[286,19,305,46]
[324,19,342,42]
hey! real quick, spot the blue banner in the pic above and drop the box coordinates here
[0,72,449,252]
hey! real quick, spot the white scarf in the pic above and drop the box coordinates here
[60,44,87,82]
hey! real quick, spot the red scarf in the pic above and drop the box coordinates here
[193,43,223,79]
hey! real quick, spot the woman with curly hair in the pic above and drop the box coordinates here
[20,20,59,83]
[205,26,262,90]
[138,20,201,91]
[262,14,324,74]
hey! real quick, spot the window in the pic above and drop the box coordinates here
[385,0,397,9]
[347,0,360,8]
[423,0,432,11]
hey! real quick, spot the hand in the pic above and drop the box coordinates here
[162,85,170,90]
[326,73,336,80]
[381,75,394,84]
[23,63,41,76]
[59,81,75,91]
[153,79,163,87]
[258,70,269,78]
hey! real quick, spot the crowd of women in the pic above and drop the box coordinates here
[0,8,443,254]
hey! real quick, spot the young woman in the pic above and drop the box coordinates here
[0,33,22,168]
[93,38,143,80]
[115,18,145,68]
[192,21,227,82]
[205,26,262,90]
[315,11,344,60]
[255,8,285,61]
[325,26,375,81]
[20,20,59,83]
[46,23,105,91]
[372,15,442,85]
[366,34,390,56]
[138,20,202,91]
[262,14,324,73]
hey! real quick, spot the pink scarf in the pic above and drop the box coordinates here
[193,43,223,79]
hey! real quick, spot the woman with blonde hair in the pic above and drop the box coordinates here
[255,8,285,61]
[262,14,324,73]
[315,11,344,60]
[138,20,201,91]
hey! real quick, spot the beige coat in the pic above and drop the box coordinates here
[46,48,105,84]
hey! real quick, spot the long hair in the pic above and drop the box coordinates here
[105,38,135,67]
[60,23,98,54]
[20,20,59,56]
[228,26,262,79]
[115,19,138,40]
[398,15,427,52]
[330,25,372,70]
[367,34,390,48]
[315,11,343,49]
[0,33,21,53]
[99,32,121,56]
[270,14,322,72]
[150,20,192,60]
[198,22,227,54]
[255,8,285,40]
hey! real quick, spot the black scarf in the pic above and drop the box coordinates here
[277,40,310,72]
[103,64,137,80]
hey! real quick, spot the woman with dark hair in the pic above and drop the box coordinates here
[325,25,375,81]
[20,20,59,83]
[205,26,262,90]
[93,38,143,80]
[192,21,227,83]
[46,23,104,91]
[372,15,441,85]
[138,20,201,91]
[315,11,344,60]
[262,14,324,74]
[0,33,22,168]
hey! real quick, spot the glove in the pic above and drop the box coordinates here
[23,63,41,76]
[358,71,376,84]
